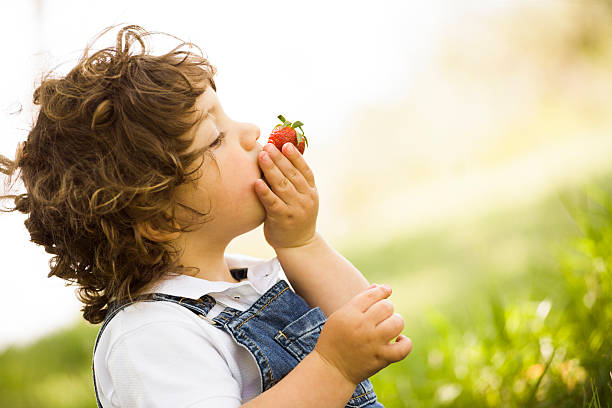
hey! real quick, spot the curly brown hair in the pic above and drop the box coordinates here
[0,25,219,324]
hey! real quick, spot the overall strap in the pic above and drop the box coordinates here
[94,266,248,356]
[94,292,217,354]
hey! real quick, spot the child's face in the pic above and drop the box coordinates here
[174,86,265,241]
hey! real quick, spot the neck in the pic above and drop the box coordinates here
[174,231,241,283]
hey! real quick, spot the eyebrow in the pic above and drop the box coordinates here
[199,110,211,124]
[199,110,222,146]
[192,109,211,135]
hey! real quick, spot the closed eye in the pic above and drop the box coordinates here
[209,131,226,148]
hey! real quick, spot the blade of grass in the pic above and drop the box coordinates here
[525,348,556,407]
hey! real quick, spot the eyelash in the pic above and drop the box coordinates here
[210,131,226,148]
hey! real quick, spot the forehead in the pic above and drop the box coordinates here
[196,85,218,111]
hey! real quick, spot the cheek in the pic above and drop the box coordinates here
[227,167,255,198]
[216,156,256,201]
[220,149,255,184]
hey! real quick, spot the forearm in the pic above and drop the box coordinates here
[242,350,355,408]
[275,232,370,317]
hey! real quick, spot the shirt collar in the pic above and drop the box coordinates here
[148,254,282,299]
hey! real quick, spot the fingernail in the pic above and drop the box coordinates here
[285,143,294,153]
[381,283,391,292]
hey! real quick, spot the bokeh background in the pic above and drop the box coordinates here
[1,0,611,406]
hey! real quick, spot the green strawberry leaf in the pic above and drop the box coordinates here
[297,128,308,147]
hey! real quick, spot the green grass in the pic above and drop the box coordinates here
[355,174,612,407]
[345,190,580,318]
[1,173,611,407]
[0,323,99,408]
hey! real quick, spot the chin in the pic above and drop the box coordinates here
[243,204,267,233]
[233,192,267,235]
[254,206,266,227]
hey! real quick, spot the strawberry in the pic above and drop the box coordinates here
[267,114,308,154]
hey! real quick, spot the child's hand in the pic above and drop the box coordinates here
[255,142,319,249]
[313,284,412,386]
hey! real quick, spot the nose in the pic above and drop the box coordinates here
[240,122,261,151]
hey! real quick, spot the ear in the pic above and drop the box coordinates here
[136,220,181,242]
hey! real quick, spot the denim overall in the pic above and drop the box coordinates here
[92,269,384,407]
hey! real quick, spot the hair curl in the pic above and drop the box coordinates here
[0,25,218,324]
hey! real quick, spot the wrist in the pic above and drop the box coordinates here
[273,231,321,253]
[309,349,358,390]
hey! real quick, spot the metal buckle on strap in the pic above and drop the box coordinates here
[199,314,219,326]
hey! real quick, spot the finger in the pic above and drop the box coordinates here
[281,142,316,189]
[375,312,405,341]
[259,150,298,205]
[364,298,395,326]
[254,177,289,214]
[380,335,412,363]
[350,284,392,314]
[265,143,312,194]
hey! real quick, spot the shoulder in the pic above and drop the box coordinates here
[110,299,202,332]
[96,300,222,359]
[93,301,243,407]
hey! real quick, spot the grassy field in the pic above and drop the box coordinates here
[359,174,612,407]
[1,172,611,407]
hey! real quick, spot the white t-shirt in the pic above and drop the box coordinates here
[93,253,293,407]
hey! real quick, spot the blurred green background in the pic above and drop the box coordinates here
[2,174,612,407]
[2,0,612,407]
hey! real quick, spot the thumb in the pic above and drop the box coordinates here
[381,335,413,363]
[351,284,392,313]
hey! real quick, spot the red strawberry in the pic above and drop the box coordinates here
[267,114,308,154]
